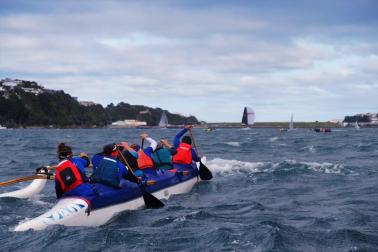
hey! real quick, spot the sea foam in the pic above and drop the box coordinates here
[206,158,347,176]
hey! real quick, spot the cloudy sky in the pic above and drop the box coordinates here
[1,0,377,122]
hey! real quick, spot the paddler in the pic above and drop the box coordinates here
[172,125,200,170]
[91,143,140,188]
[151,138,177,171]
[55,143,95,199]
[130,133,157,176]
[117,141,139,172]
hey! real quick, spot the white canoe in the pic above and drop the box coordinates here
[15,176,198,231]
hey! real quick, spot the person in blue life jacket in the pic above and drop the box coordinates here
[151,138,177,171]
[91,143,140,188]
[130,133,157,176]
[172,125,200,170]
[55,143,95,199]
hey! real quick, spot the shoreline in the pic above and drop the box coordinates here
[2,122,378,129]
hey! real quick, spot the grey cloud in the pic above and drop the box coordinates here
[1,0,377,121]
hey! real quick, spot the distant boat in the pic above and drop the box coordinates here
[158,111,169,128]
[241,107,255,128]
[205,127,215,133]
[355,121,360,129]
[289,113,294,131]
[280,113,294,132]
[314,128,331,133]
[0,125,6,130]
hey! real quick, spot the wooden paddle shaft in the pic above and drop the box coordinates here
[189,129,201,157]
[118,148,139,177]
[0,174,55,187]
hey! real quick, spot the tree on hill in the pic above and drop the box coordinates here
[343,115,371,123]
[0,79,198,127]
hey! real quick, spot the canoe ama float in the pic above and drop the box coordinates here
[0,167,52,199]
[14,162,203,231]
[0,178,47,199]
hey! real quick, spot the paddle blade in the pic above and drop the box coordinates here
[199,161,213,180]
[142,191,164,208]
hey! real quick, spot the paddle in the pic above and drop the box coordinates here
[141,138,145,149]
[0,174,54,187]
[189,128,213,180]
[0,165,55,187]
[118,147,164,208]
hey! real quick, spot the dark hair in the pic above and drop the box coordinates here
[182,136,192,145]
[103,143,117,155]
[57,142,72,160]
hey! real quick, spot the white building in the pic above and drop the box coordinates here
[79,101,97,107]
[2,79,21,88]
[111,119,147,128]
[21,87,43,95]
[139,109,151,115]
[368,113,378,124]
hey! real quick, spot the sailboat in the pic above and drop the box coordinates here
[355,121,360,129]
[289,113,294,131]
[280,113,294,132]
[158,111,169,128]
[241,107,255,128]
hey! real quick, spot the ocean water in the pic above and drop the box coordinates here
[0,128,377,251]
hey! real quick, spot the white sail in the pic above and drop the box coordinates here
[289,113,294,130]
[158,111,169,128]
[241,107,255,126]
[355,121,360,129]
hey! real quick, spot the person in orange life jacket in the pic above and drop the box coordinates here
[151,139,177,171]
[55,143,95,199]
[172,125,200,170]
[91,143,140,188]
[130,133,157,176]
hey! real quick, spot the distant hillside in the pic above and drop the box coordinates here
[342,112,378,127]
[0,78,198,128]
[343,113,377,123]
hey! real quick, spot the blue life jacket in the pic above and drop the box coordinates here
[151,148,173,170]
[91,157,121,189]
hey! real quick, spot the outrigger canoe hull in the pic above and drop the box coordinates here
[15,174,198,231]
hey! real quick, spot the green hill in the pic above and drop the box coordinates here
[0,79,198,128]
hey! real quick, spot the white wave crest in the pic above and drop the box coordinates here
[302,145,316,153]
[206,158,346,175]
[269,137,278,142]
[286,160,345,174]
[206,158,267,175]
[226,142,240,147]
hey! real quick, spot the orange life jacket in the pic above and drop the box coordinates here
[55,159,84,192]
[137,149,155,169]
[173,143,192,164]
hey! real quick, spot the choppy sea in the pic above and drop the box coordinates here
[0,128,377,251]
